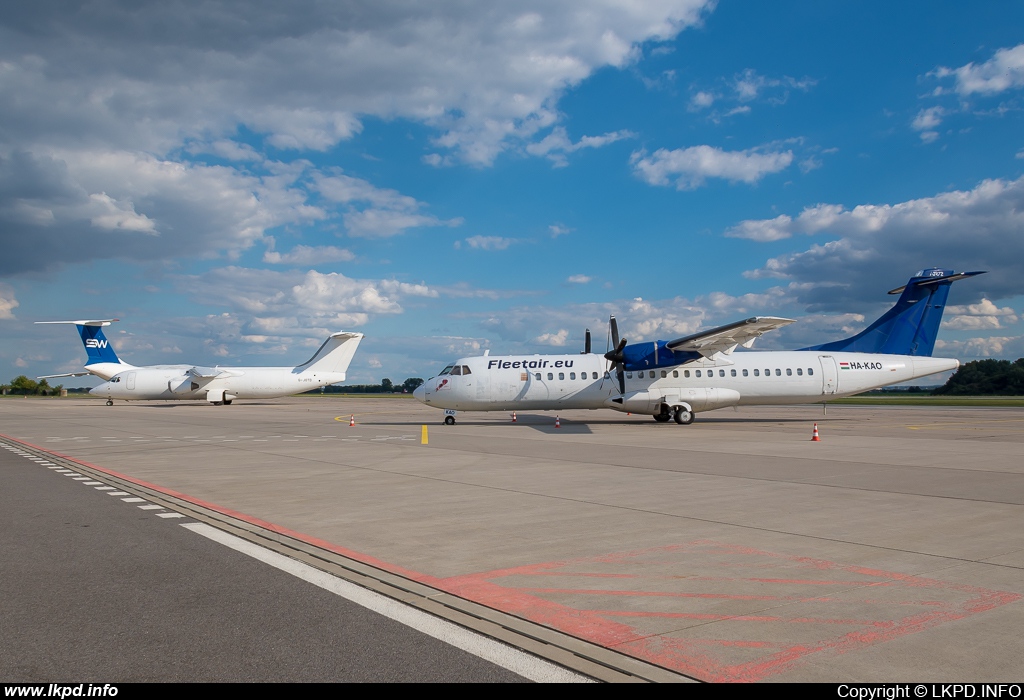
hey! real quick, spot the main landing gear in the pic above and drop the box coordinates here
[444,415,455,425]
[652,405,695,425]
[105,399,113,406]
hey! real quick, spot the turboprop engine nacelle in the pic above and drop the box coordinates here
[605,387,741,414]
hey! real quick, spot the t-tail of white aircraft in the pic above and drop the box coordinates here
[35,319,133,380]
[294,331,364,377]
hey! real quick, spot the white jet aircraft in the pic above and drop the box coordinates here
[414,268,983,425]
[36,319,364,405]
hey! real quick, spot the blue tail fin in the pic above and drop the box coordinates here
[77,323,122,366]
[801,269,985,356]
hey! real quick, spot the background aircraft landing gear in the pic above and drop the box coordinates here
[674,408,694,425]
[105,399,113,406]
[444,415,455,425]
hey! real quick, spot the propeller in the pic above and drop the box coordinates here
[603,315,627,394]
[582,328,591,354]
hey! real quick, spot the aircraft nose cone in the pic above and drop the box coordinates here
[88,384,104,396]
[413,384,426,402]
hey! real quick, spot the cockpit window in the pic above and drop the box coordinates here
[461,365,471,375]
[438,364,455,376]
[450,365,462,376]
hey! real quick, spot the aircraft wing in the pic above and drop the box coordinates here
[665,316,795,358]
[188,366,244,379]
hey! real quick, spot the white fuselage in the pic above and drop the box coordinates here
[415,351,959,414]
[90,365,346,402]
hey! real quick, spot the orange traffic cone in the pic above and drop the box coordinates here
[512,411,517,422]
[811,423,820,441]
[349,414,355,427]
[555,416,561,428]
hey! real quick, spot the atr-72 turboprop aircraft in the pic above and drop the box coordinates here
[36,320,363,405]
[414,268,983,425]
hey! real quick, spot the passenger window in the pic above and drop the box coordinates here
[742,369,748,376]
[695,370,701,378]
[731,369,737,377]
[547,373,553,380]
[672,370,678,378]
[808,368,814,375]
[558,372,564,380]
[684,370,690,378]
[626,372,633,379]
[775,369,781,376]
[462,366,471,375]
[535,373,541,381]
[719,369,725,377]
[569,372,576,380]
[786,368,792,376]
[797,368,803,376]
[661,371,667,378]
[451,365,462,376]
[754,369,759,377]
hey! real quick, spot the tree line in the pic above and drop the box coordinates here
[314,377,424,394]
[1,376,64,396]
[931,358,1024,396]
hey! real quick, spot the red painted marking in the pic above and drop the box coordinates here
[8,435,1021,682]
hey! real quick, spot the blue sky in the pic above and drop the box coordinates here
[2,1,1024,385]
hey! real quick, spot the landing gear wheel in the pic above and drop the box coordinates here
[105,399,113,406]
[224,400,232,405]
[444,415,455,425]
[674,409,694,425]
[653,412,671,422]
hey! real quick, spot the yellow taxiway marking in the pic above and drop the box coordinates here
[906,418,1024,430]
[421,425,428,445]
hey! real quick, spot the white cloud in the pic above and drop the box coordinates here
[631,145,794,189]
[738,175,1024,309]
[725,215,794,242]
[535,329,570,346]
[456,235,517,251]
[263,245,355,265]
[178,267,441,331]
[0,283,17,319]
[525,126,636,166]
[943,298,1019,330]
[549,223,573,237]
[567,274,592,284]
[936,44,1024,96]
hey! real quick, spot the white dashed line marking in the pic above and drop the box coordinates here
[157,513,187,519]
[82,481,103,486]
[95,486,115,491]
[138,504,164,510]
[121,497,146,503]
[107,491,130,496]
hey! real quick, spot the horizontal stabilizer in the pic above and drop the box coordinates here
[35,319,119,327]
[36,371,92,379]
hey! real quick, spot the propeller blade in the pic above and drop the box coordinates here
[610,316,619,349]
[604,337,627,363]
[584,329,591,354]
[616,366,625,395]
